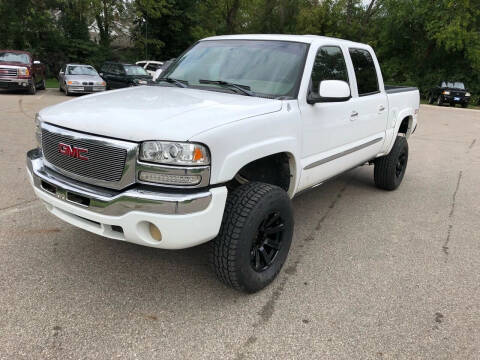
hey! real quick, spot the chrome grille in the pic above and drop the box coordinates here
[0,67,17,77]
[41,128,127,182]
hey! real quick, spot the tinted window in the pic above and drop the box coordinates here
[146,64,161,71]
[349,48,379,95]
[111,64,124,75]
[310,46,349,94]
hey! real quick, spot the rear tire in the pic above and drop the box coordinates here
[374,136,409,191]
[450,102,455,107]
[210,182,294,293]
[462,103,468,108]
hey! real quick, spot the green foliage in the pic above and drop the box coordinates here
[0,0,479,101]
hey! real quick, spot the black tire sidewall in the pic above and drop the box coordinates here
[234,189,294,292]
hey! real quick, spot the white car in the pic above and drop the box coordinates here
[28,35,419,293]
[136,60,163,78]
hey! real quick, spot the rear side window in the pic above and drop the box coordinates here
[349,48,379,96]
[310,46,349,93]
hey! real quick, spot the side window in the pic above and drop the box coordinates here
[349,48,379,96]
[310,46,349,94]
[146,64,159,71]
[111,64,122,75]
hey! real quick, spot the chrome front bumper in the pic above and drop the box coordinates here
[27,148,212,216]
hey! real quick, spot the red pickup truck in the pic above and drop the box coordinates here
[0,50,46,94]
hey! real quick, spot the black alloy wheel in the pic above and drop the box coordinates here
[250,211,285,272]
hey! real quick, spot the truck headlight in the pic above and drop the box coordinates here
[18,67,30,76]
[139,141,210,165]
[466,92,471,97]
[35,113,42,147]
[442,91,450,95]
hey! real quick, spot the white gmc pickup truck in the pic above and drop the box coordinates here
[27,35,419,292]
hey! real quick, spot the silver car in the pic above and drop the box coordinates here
[59,64,106,96]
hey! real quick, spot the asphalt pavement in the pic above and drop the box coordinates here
[0,89,479,359]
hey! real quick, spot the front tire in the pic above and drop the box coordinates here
[28,81,36,95]
[210,182,294,293]
[428,95,434,104]
[374,136,409,191]
[38,79,45,90]
[437,96,442,106]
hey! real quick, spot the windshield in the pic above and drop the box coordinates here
[124,65,149,76]
[162,40,309,98]
[67,65,98,76]
[443,82,465,89]
[0,52,30,64]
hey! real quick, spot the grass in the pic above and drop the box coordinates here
[45,78,59,89]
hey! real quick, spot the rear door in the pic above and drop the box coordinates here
[346,48,387,155]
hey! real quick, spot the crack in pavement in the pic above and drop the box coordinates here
[234,180,350,360]
[442,171,462,260]
[467,138,476,153]
[0,199,40,218]
[18,98,35,120]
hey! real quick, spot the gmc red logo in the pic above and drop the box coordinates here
[58,143,89,161]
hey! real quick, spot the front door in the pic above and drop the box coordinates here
[297,45,357,190]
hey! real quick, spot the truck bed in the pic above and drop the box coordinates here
[385,85,419,94]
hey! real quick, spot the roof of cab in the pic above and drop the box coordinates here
[200,34,366,47]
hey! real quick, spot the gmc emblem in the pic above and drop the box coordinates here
[58,142,89,161]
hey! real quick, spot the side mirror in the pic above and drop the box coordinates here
[33,60,41,65]
[307,80,351,104]
[99,72,104,77]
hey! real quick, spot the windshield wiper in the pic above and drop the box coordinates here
[198,79,255,96]
[157,77,188,88]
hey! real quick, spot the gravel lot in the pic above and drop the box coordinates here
[0,89,479,359]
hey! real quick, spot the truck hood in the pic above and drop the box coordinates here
[40,86,282,142]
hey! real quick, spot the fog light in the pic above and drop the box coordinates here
[139,171,201,185]
[149,223,162,241]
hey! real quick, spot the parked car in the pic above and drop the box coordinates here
[59,63,106,96]
[0,50,45,94]
[100,62,154,89]
[428,81,471,107]
[28,35,419,293]
[136,60,164,78]
[153,58,175,81]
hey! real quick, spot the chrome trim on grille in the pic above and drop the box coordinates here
[0,66,18,77]
[27,149,212,216]
[40,122,138,190]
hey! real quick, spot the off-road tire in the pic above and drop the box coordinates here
[210,182,294,293]
[374,136,409,191]
[28,81,36,95]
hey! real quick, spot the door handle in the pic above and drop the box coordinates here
[350,111,359,120]
[378,105,386,112]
